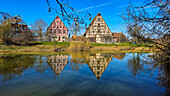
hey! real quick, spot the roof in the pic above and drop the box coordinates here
[71,35,87,41]
[112,53,125,60]
[112,33,123,38]
[47,15,68,30]
[83,12,112,36]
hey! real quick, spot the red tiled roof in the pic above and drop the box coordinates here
[112,33,122,37]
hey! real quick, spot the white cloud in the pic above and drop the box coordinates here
[79,3,112,12]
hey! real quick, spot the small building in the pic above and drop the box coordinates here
[71,34,87,42]
[47,16,68,42]
[112,32,126,42]
[83,13,112,44]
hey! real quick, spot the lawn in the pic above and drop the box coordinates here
[0,41,149,47]
[32,42,70,46]
[91,42,148,47]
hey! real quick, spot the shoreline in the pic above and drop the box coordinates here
[0,46,155,55]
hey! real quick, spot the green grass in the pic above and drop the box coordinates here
[0,46,17,50]
[91,42,147,47]
[31,42,148,47]
[0,42,149,51]
[30,42,70,46]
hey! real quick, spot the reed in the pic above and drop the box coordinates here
[68,41,90,51]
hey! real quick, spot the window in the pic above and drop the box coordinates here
[98,24,100,27]
[97,66,100,69]
[63,30,65,33]
[59,59,61,63]
[97,72,100,75]
[93,31,95,34]
[98,29,100,33]
[98,18,100,21]
[59,31,61,33]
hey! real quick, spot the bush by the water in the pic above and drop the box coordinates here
[69,41,90,51]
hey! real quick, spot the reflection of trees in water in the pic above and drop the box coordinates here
[127,53,145,76]
[34,56,49,74]
[69,52,89,71]
[156,57,170,96]
[0,55,36,81]
[127,53,170,95]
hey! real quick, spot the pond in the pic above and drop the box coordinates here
[0,52,169,96]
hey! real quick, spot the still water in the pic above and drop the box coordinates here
[0,52,169,96]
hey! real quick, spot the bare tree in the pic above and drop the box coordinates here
[0,22,13,45]
[46,0,92,35]
[122,0,170,57]
[0,15,33,45]
[69,22,84,35]
[30,19,48,39]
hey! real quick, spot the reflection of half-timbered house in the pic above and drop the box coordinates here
[87,53,112,79]
[48,55,68,76]
[47,16,68,42]
[83,13,112,43]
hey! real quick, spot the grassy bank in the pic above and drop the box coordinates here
[0,42,155,54]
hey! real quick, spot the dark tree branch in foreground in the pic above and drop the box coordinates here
[122,0,170,57]
[46,0,92,35]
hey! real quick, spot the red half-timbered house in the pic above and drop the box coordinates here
[47,16,68,42]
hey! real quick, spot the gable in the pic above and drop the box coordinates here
[47,16,68,31]
[83,13,112,36]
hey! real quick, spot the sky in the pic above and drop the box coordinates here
[0,0,144,36]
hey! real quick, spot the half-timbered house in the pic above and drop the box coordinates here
[83,13,112,43]
[47,16,68,42]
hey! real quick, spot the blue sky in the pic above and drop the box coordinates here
[0,0,144,35]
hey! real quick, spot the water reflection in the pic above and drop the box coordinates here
[0,52,169,95]
[112,53,125,60]
[0,55,36,81]
[69,52,88,71]
[47,55,69,76]
[127,53,170,95]
[87,53,112,80]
